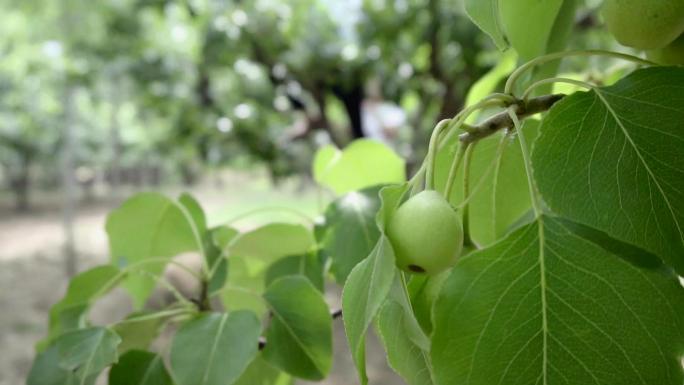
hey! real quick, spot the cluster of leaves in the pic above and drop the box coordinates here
[27,138,408,384]
[28,1,684,385]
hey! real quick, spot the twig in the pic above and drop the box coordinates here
[459,94,564,144]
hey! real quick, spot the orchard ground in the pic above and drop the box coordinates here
[0,170,403,385]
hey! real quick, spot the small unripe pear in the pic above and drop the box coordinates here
[386,190,463,275]
[602,0,684,50]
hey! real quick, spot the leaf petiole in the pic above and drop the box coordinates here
[505,49,655,95]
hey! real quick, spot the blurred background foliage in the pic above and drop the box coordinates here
[0,0,617,212]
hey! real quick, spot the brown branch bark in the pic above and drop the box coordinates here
[459,94,565,144]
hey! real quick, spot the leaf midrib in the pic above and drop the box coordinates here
[201,314,229,385]
[267,294,326,376]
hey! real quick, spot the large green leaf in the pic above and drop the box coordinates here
[320,186,383,283]
[27,346,95,385]
[109,350,173,385]
[262,276,333,380]
[55,327,121,382]
[376,300,434,385]
[312,139,405,194]
[533,67,684,274]
[342,184,407,384]
[40,265,121,349]
[106,192,200,307]
[170,311,261,385]
[431,215,684,384]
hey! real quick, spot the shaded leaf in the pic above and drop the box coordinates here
[342,184,407,384]
[55,327,121,381]
[112,311,166,354]
[262,277,333,380]
[431,215,684,384]
[376,300,434,385]
[27,346,94,385]
[109,350,173,385]
[40,265,121,350]
[533,67,684,274]
[320,186,383,283]
[170,311,261,385]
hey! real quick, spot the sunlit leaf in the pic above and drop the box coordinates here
[106,192,200,308]
[313,139,405,194]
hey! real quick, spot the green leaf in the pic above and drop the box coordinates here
[262,276,333,380]
[109,350,173,385]
[228,223,315,271]
[221,256,267,316]
[500,0,563,61]
[320,186,383,283]
[342,237,396,385]
[468,121,539,246]
[376,300,434,385]
[431,215,684,384]
[265,253,324,291]
[312,144,339,182]
[178,192,207,240]
[170,311,261,385]
[27,346,94,385]
[55,327,121,382]
[342,185,406,385]
[235,356,293,385]
[211,225,239,250]
[313,139,405,194]
[464,0,509,50]
[106,192,200,307]
[406,271,450,336]
[40,265,121,350]
[434,120,537,247]
[111,311,165,354]
[532,67,684,274]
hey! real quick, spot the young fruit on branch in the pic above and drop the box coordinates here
[387,190,463,275]
[647,33,684,65]
[602,0,684,49]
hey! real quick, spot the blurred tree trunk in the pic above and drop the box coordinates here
[61,85,78,277]
[10,153,32,212]
[332,84,365,139]
[108,81,122,196]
